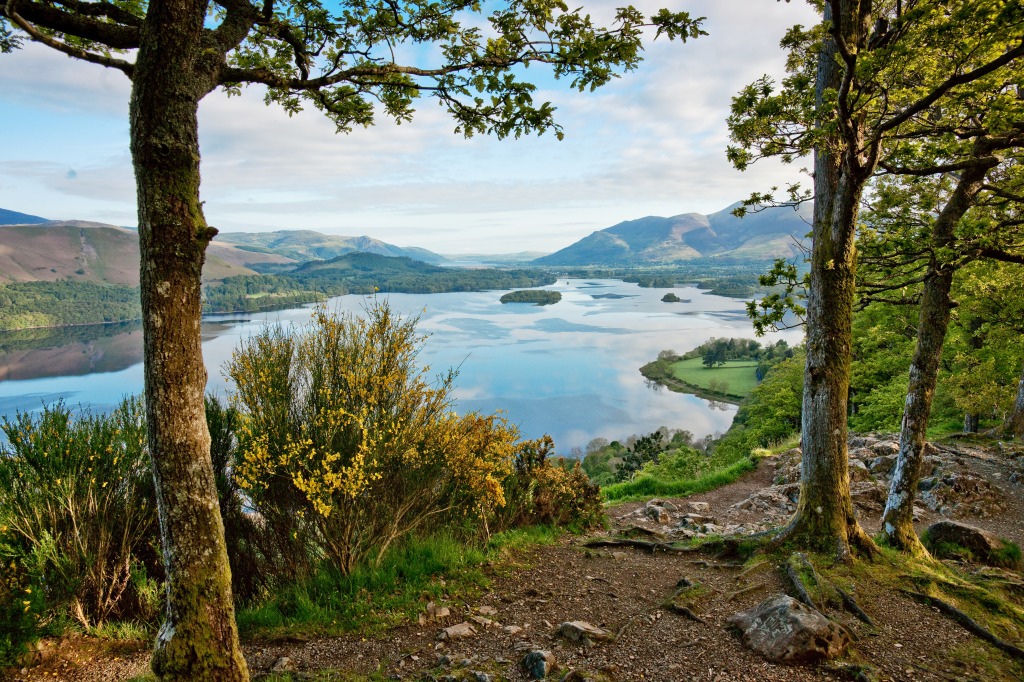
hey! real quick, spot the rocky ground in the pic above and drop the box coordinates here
[7,435,1024,682]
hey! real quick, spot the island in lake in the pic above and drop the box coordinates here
[500,289,562,306]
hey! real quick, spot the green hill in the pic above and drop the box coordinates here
[215,230,447,265]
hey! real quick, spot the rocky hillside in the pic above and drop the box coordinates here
[534,203,811,266]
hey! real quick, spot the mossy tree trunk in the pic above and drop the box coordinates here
[775,0,875,560]
[881,142,996,554]
[1007,365,1024,439]
[131,0,248,678]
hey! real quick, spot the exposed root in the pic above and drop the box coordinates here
[583,539,698,554]
[900,589,1024,661]
[836,586,875,626]
[784,553,820,610]
[666,603,706,623]
[726,583,766,602]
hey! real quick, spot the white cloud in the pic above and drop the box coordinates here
[0,0,820,251]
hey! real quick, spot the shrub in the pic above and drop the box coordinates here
[227,303,518,575]
[494,436,604,531]
[0,399,156,632]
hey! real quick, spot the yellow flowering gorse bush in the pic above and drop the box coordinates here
[227,302,518,574]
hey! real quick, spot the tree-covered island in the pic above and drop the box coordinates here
[499,289,562,306]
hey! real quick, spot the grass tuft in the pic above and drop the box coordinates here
[601,457,755,502]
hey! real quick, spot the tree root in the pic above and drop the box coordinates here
[666,603,706,623]
[785,554,820,610]
[726,583,765,602]
[900,589,1024,661]
[836,586,874,626]
[583,539,698,554]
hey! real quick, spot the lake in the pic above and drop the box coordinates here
[0,279,799,452]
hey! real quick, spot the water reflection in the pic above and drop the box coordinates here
[0,280,801,451]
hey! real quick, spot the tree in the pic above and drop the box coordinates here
[728,0,1024,558]
[862,138,1024,553]
[0,1,704,678]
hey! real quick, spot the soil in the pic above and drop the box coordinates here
[6,439,1024,682]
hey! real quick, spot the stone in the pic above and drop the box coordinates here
[868,455,897,477]
[872,440,900,456]
[925,520,1021,568]
[477,605,499,616]
[849,459,873,482]
[557,621,614,645]
[688,501,710,513]
[470,615,497,628]
[470,671,493,682]
[522,650,557,680]
[502,625,523,636]
[271,656,295,673]
[727,594,851,663]
[643,503,671,524]
[438,622,478,641]
[420,601,451,624]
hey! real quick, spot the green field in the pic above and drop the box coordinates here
[668,357,760,399]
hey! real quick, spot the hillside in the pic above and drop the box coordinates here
[0,220,297,285]
[215,230,447,265]
[534,203,811,266]
[0,208,49,225]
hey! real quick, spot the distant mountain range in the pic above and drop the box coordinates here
[0,212,446,286]
[533,203,811,266]
[0,201,811,289]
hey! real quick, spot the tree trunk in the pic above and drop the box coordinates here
[774,0,875,559]
[1006,364,1024,439]
[964,413,980,433]
[131,0,248,679]
[882,145,994,553]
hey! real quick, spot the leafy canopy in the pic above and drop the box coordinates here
[2,0,705,138]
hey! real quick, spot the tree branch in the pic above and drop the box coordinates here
[3,0,134,74]
[876,39,1024,137]
[4,0,139,49]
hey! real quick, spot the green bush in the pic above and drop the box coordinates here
[0,399,157,641]
[491,435,603,532]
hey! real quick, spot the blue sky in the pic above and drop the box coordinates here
[0,0,818,254]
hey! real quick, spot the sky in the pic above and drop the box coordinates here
[0,0,819,255]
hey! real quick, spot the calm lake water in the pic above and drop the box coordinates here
[0,279,798,452]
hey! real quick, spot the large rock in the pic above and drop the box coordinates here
[728,594,851,663]
[924,520,1021,568]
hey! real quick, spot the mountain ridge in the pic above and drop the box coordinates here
[533,203,811,266]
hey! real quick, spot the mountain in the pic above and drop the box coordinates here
[0,208,49,225]
[215,230,447,265]
[533,203,811,266]
[0,220,296,285]
[0,213,448,287]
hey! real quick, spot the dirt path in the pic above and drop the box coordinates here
[7,443,1024,682]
